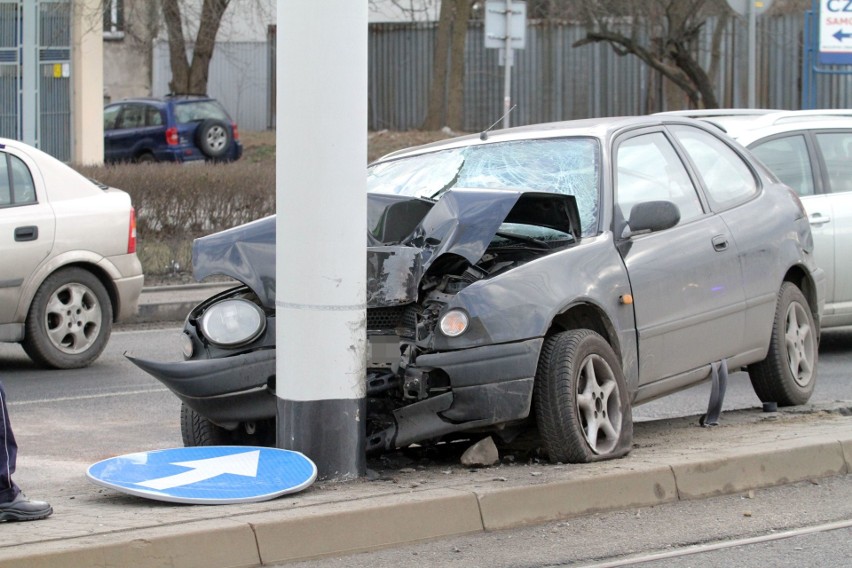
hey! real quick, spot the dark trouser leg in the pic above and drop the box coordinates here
[0,381,20,503]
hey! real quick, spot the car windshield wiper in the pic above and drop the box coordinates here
[494,230,552,249]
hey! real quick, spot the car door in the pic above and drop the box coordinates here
[813,130,852,325]
[614,128,747,385]
[669,124,780,357]
[0,148,55,327]
[748,130,852,327]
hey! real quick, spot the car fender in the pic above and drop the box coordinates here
[12,250,118,323]
[434,233,638,384]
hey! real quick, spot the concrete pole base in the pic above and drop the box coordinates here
[277,397,366,481]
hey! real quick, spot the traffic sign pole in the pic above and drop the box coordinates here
[275,1,367,480]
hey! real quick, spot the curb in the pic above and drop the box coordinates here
[133,282,232,323]
[2,431,849,568]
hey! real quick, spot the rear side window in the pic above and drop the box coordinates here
[174,101,228,124]
[0,152,36,207]
[669,125,758,210]
[749,135,815,197]
[104,105,120,130]
[815,132,852,194]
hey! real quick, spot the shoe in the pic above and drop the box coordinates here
[0,493,53,522]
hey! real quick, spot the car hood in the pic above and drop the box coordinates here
[192,189,581,309]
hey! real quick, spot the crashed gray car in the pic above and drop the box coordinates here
[130,116,825,463]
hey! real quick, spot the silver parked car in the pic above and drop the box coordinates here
[131,116,823,463]
[0,138,144,368]
[686,110,852,329]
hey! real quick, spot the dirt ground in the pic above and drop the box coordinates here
[239,129,464,164]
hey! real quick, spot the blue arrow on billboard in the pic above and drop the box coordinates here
[834,29,852,42]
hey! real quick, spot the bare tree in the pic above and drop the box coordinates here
[161,0,232,95]
[422,0,473,130]
[573,0,731,109]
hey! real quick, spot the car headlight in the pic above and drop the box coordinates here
[199,299,266,347]
[439,309,469,337]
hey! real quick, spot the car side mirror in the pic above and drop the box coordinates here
[622,200,680,238]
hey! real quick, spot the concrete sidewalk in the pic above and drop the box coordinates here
[1,403,850,567]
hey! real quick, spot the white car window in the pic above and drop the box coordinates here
[616,132,703,226]
[670,125,758,210]
[749,135,815,197]
[10,154,36,204]
[815,132,852,194]
[1,152,36,207]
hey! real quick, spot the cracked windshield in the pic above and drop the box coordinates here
[367,137,601,236]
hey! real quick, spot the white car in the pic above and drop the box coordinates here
[695,111,852,329]
[0,138,143,368]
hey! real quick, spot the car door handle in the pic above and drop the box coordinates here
[808,213,831,226]
[14,226,38,242]
[711,235,728,252]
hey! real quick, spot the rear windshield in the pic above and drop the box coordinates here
[174,101,229,124]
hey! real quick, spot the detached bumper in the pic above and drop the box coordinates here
[126,349,277,426]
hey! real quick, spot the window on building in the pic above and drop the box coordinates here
[103,0,125,40]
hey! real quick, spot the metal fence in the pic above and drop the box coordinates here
[152,14,852,134]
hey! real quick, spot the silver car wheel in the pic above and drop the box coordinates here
[785,300,815,388]
[205,125,228,152]
[576,353,622,454]
[748,282,817,407]
[534,329,632,463]
[44,282,103,355]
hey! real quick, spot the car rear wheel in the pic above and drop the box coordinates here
[180,403,274,447]
[748,282,817,406]
[534,329,632,463]
[195,119,232,159]
[22,268,113,369]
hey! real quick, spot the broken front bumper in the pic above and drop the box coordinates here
[127,350,277,428]
[129,336,544,449]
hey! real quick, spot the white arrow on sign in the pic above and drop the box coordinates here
[136,450,261,491]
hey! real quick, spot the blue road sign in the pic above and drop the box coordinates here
[87,446,317,504]
[820,0,852,64]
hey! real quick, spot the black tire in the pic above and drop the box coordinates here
[748,282,817,406]
[534,329,632,463]
[180,403,274,447]
[22,268,113,369]
[194,119,232,159]
[135,152,156,163]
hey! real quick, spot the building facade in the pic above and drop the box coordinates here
[1,0,103,163]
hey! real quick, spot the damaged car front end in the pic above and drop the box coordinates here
[130,184,589,451]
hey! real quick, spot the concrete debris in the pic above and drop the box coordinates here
[460,437,500,467]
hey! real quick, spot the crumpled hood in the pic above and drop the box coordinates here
[192,189,580,308]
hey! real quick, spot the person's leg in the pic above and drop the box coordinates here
[0,381,20,504]
[0,380,52,521]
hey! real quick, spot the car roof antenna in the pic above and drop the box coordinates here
[480,105,517,141]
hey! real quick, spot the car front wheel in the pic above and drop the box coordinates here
[22,268,113,369]
[534,329,632,463]
[748,282,817,406]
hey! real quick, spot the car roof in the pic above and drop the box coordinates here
[374,115,717,162]
[105,95,217,107]
[696,113,852,145]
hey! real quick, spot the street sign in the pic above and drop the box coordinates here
[725,0,773,16]
[819,0,852,64]
[484,1,526,50]
[87,446,317,504]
